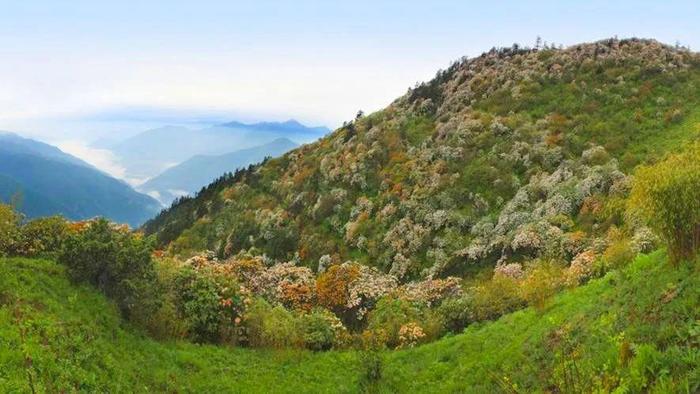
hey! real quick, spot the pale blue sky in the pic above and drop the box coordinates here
[1,1,698,141]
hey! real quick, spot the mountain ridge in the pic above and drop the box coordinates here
[143,38,700,279]
[138,137,299,205]
[0,133,160,226]
[104,120,329,181]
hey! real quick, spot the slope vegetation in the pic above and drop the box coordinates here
[144,39,700,281]
[0,251,696,392]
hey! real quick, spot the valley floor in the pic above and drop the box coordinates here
[1,252,698,393]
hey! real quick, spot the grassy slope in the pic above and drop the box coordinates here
[626,104,700,163]
[1,253,697,393]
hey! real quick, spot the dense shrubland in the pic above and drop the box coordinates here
[0,146,688,352]
[1,38,699,391]
[3,39,700,354]
[0,202,643,350]
[144,39,700,283]
[2,250,697,392]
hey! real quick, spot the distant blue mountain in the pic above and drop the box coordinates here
[103,119,329,181]
[0,131,91,168]
[220,119,330,135]
[0,133,160,226]
[139,138,298,205]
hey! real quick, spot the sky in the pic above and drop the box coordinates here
[1,0,699,147]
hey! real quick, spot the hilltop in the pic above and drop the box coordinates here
[144,38,700,280]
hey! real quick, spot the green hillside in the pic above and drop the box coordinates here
[3,38,699,393]
[143,39,700,281]
[0,133,161,227]
[1,251,697,392]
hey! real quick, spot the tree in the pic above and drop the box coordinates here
[629,143,700,264]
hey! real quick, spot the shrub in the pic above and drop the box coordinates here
[396,277,462,307]
[630,227,658,254]
[437,295,473,333]
[364,296,441,348]
[0,204,22,256]
[366,297,422,348]
[629,143,700,263]
[172,260,247,343]
[173,266,227,342]
[471,275,525,321]
[316,263,360,315]
[58,219,161,320]
[602,238,635,270]
[397,322,426,349]
[147,258,189,339]
[519,262,563,311]
[244,298,303,349]
[439,273,530,333]
[250,262,316,312]
[16,216,69,257]
[564,250,597,286]
[301,309,345,351]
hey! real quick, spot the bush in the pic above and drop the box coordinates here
[173,266,227,342]
[301,309,345,351]
[519,262,563,311]
[244,298,303,349]
[438,273,529,333]
[316,263,360,314]
[602,238,635,270]
[629,143,700,263]
[172,262,246,343]
[16,216,69,258]
[470,275,525,321]
[0,204,22,256]
[58,219,161,321]
[366,297,422,348]
[364,296,441,348]
[437,295,473,333]
[146,258,189,340]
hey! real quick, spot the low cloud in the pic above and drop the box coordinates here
[55,140,144,186]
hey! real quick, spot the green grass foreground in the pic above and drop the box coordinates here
[1,252,697,393]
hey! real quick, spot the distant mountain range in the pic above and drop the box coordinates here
[0,132,160,227]
[100,119,329,182]
[139,138,298,205]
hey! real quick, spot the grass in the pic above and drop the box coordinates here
[626,105,700,164]
[1,252,698,392]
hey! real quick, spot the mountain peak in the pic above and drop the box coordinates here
[281,119,303,126]
[145,38,700,277]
